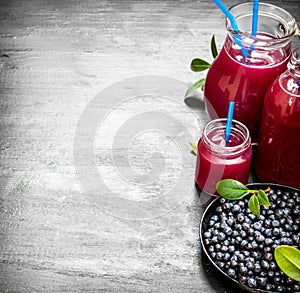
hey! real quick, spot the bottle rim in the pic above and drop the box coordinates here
[202,118,251,157]
[226,2,297,49]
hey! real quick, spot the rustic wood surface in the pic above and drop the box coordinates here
[0,0,299,292]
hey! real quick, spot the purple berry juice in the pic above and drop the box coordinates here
[195,119,252,194]
[204,33,290,138]
[255,49,300,189]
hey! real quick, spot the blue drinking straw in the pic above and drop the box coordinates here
[213,0,249,57]
[252,0,259,36]
[213,0,239,31]
[225,101,235,143]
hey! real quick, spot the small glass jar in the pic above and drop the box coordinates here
[204,2,298,139]
[195,119,252,194]
[255,48,300,189]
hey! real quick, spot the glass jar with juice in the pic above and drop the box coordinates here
[204,2,298,139]
[195,119,252,194]
[255,48,300,189]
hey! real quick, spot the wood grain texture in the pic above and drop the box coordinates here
[0,0,299,292]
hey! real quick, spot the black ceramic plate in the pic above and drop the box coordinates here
[199,183,300,293]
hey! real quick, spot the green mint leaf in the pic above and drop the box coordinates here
[190,58,211,72]
[184,78,206,98]
[257,189,271,206]
[216,179,249,200]
[189,142,197,155]
[275,245,300,282]
[248,194,260,215]
[211,34,218,59]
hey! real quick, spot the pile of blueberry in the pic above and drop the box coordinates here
[201,186,300,292]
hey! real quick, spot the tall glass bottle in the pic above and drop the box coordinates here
[255,48,300,189]
[204,2,298,139]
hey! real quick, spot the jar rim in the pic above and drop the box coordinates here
[226,2,297,48]
[202,118,251,156]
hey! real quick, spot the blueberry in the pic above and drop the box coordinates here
[261,260,270,270]
[264,253,273,261]
[208,246,214,253]
[226,217,235,226]
[217,232,226,241]
[251,251,261,259]
[247,277,257,288]
[203,231,212,238]
[211,215,218,222]
[273,227,280,236]
[293,284,300,291]
[228,245,235,253]
[240,230,247,238]
[270,261,277,270]
[264,219,271,227]
[242,222,250,231]
[230,259,238,268]
[251,241,258,250]
[211,236,218,243]
[253,221,262,230]
[243,251,250,257]
[256,277,267,287]
[216,261,225,269]
[223,252,231,261]
[231,230,239,237]
[227,268,236,278]
[254,263,261,273]
[223,226,232,236]
[220,198,226,204]
[203,239,210,245]
[239,266,247,274]
[235,236,242,244]
[256,234,265,242]
[264,238,273,246]
[215,243,221,251]
[216,252,223,260]
[216,206,223,213]
[214,222,221,229]
[232,204,241,213]
[237,214,245,222]
[238,254,245,262]
[248,227,254,236]
[239,274,247,284]
[246,262,254,270]
[220,245,228,252]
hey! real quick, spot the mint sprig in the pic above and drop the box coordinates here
[216,179,271,215]
[184,34,218,99]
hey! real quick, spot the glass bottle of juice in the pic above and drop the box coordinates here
[255,48,300,189]
[204,2,298,139]
[195,118,252,195]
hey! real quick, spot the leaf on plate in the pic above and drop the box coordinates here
[275,245,300,282]
[184,78,206,98]
[248,194,260,215]
[216,179,249,200]
[190,58,211,72]
[257,189,271,206]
